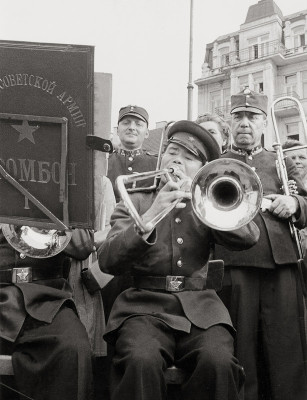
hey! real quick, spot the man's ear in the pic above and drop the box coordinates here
[145,129,149,139]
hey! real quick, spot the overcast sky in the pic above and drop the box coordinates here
[0,0,307,129]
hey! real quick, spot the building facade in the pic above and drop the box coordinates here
[195,0,307,149]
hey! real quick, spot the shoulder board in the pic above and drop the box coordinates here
[145,151,158,157]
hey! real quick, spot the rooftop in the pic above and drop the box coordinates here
[244,0,283,24]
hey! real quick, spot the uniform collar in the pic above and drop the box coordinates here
[230,145,262,157]
[116,148,143,156]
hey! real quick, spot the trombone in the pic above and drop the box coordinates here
[271,95,307,296]
[116,158,263,234]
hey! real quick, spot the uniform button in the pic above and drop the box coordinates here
[128,167,133,171]
[128,157,133,161]
[248,155,253,160]
[175,217,181,224]
[177,238,183,244]
[177,260,183,267]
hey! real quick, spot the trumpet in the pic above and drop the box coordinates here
[116,158,263,234]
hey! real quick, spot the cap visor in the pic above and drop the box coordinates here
[231,106,265,114]
[118,112,147,123]
[168,138,200,158]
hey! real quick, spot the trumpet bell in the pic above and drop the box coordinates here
[1,224,72,258]
[191,158,263,231]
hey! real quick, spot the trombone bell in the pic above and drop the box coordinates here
[191,158,263,231]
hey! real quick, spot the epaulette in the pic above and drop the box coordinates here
[146,151,158,157]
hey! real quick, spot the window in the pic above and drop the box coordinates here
[239,75,249,91]
[210,90,221,114]
[286,122,299,141]
[260,35,270,56]
[293,26,305,48]
[253,71,264,93]
[219,47,230,67]
[248,34,269,60]
[285,74,297,95]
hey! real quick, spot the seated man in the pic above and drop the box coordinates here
[0,227,94,400]
[97,120,260,400]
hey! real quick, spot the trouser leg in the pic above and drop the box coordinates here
[219,267,307,400]
[260,267,307,400]
[12,306,93,400]
[176,324,244,400]
[219,268,260,400]
[110,315,175,400]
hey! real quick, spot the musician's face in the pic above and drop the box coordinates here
[199,120,224,153]
[286,148,307,178]
[231,111,267,149]
[160,143,203,181]
[117,116,149,150]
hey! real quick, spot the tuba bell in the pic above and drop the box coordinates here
[1,224,72,258]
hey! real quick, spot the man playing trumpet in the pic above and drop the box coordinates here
[97,120,260,400]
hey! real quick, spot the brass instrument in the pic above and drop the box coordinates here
[116,158,263,234]
[126,121,175,194]
[271,95,307,297]
[191,158,262,231]
[1,224,72,258]
[0,161,72,259]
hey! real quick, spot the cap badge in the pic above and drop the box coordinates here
[243,87,251,95]
[188,136,195,142]
[130,106,135,111]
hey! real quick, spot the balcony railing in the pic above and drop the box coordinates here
[214,40,307,71]
[273,91,300,109]
[218,40,285,68]
[201,40,307,79]
[284,45,307,56]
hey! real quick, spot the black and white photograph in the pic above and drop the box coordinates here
[0,1,307,399]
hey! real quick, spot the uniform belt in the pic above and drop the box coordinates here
[0,265,64,283]
[133,275,206,292]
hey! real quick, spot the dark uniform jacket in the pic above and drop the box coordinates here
[107,149,157,202]
[215,148,307,267]
[98,191,260,343]
[0,229,94,342]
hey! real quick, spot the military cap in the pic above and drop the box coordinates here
[231,87,268,115]
[167,120,220,163]
[118,105,149,124]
